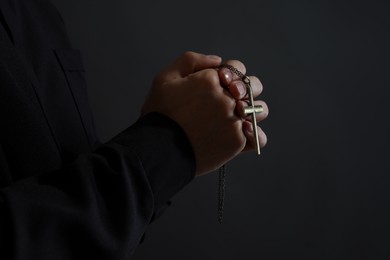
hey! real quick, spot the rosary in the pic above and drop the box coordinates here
[217,64,263,224]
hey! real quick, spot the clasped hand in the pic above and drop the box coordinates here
[141,52,269,176]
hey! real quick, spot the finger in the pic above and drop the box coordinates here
[218,67,234,87]
[227,76,263,100]
[189,68,221,92]
[223,60,247,80]
[242,121,267,152]
[154,51,222,84]
[236,100,269,122]
[217,59,247,87]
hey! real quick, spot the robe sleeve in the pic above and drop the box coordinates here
[0,112,195,259]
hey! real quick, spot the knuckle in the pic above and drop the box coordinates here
[206,69,220,87]
[178,51,197,71]
[214,91,235,111]
[220,100,231,112]
[224,96,236,110]
[182,51,197,62]
[199,69,220,89]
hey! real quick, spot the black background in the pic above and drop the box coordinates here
[51,0,390,259]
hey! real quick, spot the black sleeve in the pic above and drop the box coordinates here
[0,112,195,260]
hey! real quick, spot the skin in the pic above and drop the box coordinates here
[218,62,269,152]
[141,51,269,176]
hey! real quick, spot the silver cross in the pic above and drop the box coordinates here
[242,76,263,155]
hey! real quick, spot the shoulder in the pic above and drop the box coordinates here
[1,0,71,49]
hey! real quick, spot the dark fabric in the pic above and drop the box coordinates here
[0,0,196,258]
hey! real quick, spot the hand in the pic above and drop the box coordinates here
[141,52,246,176]
[218,61,269,152]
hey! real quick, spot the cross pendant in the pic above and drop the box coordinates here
[241,76,263,155]
[217,65,264,224]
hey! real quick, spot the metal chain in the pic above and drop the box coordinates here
[219,64,250,84]
[218,165,226,224]
[217,64,251,224]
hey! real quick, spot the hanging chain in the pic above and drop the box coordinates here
[217,64,252,224]
[218,165,226,224]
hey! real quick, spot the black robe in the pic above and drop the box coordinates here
[0,0,195,258]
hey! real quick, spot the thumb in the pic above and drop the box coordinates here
[154,51,222,84]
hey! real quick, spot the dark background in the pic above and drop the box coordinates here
[51,0,390,259]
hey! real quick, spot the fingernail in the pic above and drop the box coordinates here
[222,68,233,82]
[236,82,246,97]
[206,55,222,61]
